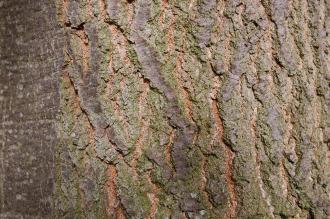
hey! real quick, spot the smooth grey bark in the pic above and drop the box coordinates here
[0,0,63,218]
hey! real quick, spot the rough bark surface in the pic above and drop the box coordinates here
[1,0,330,218]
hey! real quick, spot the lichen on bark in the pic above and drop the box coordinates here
[2,0,327,218]
[53,0,330,218]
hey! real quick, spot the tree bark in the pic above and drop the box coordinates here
[0,1,63,218]
[0,0,329,218]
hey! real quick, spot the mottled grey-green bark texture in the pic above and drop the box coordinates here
[0,0,329,218]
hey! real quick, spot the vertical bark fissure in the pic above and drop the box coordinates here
[130,79,150,168]
[199,155,214,209]
[254,147,275,218]
[106,165,126,219]
[210,76,237,218]
[172,52,195,124]
[145,171,159,219]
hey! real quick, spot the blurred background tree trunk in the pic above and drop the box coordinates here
[1,0,329,218]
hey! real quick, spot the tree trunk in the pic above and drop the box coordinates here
[0,0,329,218]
